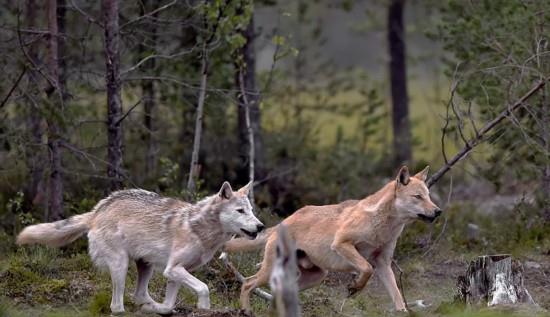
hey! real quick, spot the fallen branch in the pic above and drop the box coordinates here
[219,252,273,301]
[392,260,409,312]
[427,79,548,188]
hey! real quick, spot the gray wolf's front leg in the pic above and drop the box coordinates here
[141,264,210,314]
[164,265,210,309]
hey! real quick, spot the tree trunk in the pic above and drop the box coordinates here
[139,0,158,178]
[237,15,264,186]
[57,0,67,96]
[103,0,124,191]
[187,43,208,192]
[25,0,46,215]
[541,82,550,222]
[456,255,535,307]
[388,0,412,165]
[269,224,300,317]
[46,0,64,220]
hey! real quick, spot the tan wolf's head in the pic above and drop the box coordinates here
[216,181,265,239]
[393,166,442,222]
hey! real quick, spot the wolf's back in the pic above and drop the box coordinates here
[224,226,277,253]
[16,212,94,247]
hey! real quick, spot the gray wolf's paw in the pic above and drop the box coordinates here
[140,302,174,315]
[110,305,125,315]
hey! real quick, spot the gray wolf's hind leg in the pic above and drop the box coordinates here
[107,254,129,315]
[134,259,158,306]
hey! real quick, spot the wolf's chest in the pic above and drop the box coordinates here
[186,240,227,271]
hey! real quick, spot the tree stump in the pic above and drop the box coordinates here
[456,254,535,307]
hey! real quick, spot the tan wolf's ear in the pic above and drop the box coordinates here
[219,181,233,200]
[396,166,410,186]
[414,165,430,182]
[237,181,253,196]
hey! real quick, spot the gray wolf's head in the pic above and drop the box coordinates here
[216,181,264,239]
[393,166,443,223]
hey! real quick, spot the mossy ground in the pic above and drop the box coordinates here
[1,202,549,317]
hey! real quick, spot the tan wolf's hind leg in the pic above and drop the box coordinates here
[240,238,276,310]
[134,259,158,306]
[298,265,328,290]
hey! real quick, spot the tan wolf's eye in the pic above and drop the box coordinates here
[413,194,423,200]
[236,208,245,214]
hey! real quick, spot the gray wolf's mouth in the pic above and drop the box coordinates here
[417,214,436,223]
[240,228,257,239]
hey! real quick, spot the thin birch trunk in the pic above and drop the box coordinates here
[238,69,255,204]
[187,43,208,192]
[237,14,263,186]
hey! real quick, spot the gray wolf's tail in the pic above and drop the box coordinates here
[16,212,94,247]
[224,226,277,253]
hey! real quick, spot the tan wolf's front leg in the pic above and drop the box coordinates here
[376,263,406,311]
[330,239,374,296]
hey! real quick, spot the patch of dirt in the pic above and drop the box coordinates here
[173,307,253,317]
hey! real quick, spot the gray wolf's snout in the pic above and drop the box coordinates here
[256,224,265,233]
[434,208,443,217]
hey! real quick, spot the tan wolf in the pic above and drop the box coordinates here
[17,182,264,315]
[224,166,442,312]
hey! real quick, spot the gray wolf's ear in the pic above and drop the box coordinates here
[237,181,253,196]
[414,166,430,182]
[219,181,233,200]
[396,166,410,186]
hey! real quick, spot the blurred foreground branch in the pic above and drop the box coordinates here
[427,79,548,188]
[270,224,300,317]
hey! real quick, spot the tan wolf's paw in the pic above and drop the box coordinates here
[346,279,366,297]
[140,302,174,315]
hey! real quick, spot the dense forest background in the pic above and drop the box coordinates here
[0,0,549,316]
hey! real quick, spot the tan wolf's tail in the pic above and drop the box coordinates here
[16,212,94,247]
[224,226,277,253]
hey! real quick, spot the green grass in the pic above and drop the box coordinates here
[1,201,548,316]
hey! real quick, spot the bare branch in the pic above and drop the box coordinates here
[121,48,195,75]
[119,0,178,29]
[427,79,548,188]
[115,99,142,126]
[69,0,103,27]
[0,67,26,109]
[218,252,273,301]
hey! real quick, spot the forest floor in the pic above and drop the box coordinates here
[1,246,549,317]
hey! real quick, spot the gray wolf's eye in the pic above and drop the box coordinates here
[236,208,245,214]
[413,194,423,200]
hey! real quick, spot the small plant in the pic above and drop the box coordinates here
[88,291,111,316]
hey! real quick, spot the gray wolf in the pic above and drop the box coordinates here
[224,166,442,312]
[17,181,264,315]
